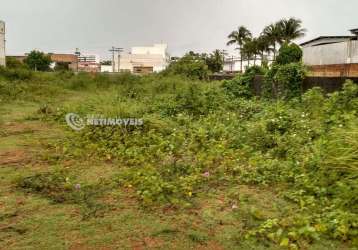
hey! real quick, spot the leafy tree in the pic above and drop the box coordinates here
[204,50,224,73]
[24,50,52,71]
[163,53,209,80]
[276,18,306,44]
[227,26,252,72]
[276,42,303,65]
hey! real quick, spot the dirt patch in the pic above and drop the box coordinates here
[1,122,47,137]
[0,150,31,166]
[196,241,224,250]
[69,243,115,250]
[131,237,164,250]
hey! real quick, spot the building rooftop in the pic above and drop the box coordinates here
[300,36,356,47]
[49,53,78,63]
[351,28,358,35]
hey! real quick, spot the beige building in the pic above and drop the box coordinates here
[114,44,169,74]
[0,21,5,67]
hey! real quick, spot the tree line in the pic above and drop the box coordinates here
[165,17,306,79]
[227,17,306,71]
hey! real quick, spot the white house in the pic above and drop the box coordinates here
[114,44,170,74]
[0,20,5,67]
[223,56,270,73]
[223,57,260,72]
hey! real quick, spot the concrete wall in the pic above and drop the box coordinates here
[303,40,358,66]
[0,21,5,67]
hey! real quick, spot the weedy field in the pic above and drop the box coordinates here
[0,70,357,250]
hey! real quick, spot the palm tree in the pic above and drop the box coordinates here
[256,35,271,65]
[227,26,252,72]
[262,23,282,60]
[243,37,270,67]
[242,38,258,67]
[277,18,306,44]
[207,49,224,73]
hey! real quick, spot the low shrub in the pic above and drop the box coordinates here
[222,66,266,98]
[0,66,33,81]
[16,170,110,219]
[264,63,306,99]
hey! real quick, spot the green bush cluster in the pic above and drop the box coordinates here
[222,65,266,98]
[0,66,33,81]
[275,42,303,65]
[222,44,305,100]
[263,63,306,99]
[163,53,210,80]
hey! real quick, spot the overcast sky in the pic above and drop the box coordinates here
[1,0,357,59]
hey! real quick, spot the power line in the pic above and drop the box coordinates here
[109,46,123,72]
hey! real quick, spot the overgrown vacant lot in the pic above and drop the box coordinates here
[0,71,357,249]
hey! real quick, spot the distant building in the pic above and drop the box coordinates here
[223,56,269,73]
[301,29,358,77]
[9,53,78,71]
[49,53,78,71]
[0,20,5,67]
[77,62,100,73]
[223,56,259,73]
[350,28,358,36]
[114,44,169,74]
[78,54,99,64]
[75,50,100,72]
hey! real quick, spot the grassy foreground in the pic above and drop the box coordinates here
[0,72,357,249]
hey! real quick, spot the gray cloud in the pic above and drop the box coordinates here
[1,0,357,59]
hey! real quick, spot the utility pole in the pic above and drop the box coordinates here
[231,56,234,73]
[109,47,123,73]
[117,48,123,72]
[220,49,227,72]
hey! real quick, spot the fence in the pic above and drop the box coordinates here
[251,76,358,96]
